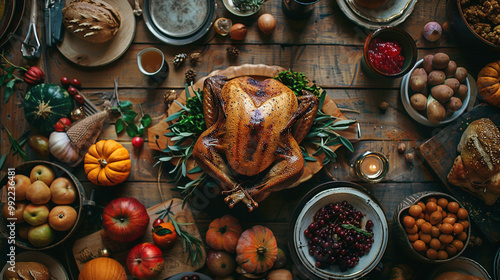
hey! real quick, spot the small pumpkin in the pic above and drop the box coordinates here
[236,225,278,274]
[477,60,500,107]
[206,214,243,253]
[84,140,131,186]
[78,257,127,280]
[23,83,74,134]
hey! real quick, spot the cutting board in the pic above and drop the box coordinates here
[419,104,500,243]
[72,199,206,278]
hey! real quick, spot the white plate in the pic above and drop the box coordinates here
[346,0,414,23]
[428,257,492,280]
[0,251,68,279]
[291,185,388,280]
[336,0,418,29]
[400,59,476,127]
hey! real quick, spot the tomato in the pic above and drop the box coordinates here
[28,135,50,155]
[60,76,70,88]
[71,78,81,88]
[24,66,45,84]
[74,94,85,104]
[152,218,163,229]
[54,117,72,132]
[132,136,144,147]
[67,86,78,96]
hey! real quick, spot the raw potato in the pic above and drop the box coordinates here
[432,53,450,69]
[410,76,427,92]
[444,60,458,77]
[444,78,460,93]
[431,84,454,103]
[427,97,446,123]
[428,70,446,85]
[445,97,463,112]
[457,84,468,101]
[423,54,434,73]
[455,67,468,83]
[410,93,427,110]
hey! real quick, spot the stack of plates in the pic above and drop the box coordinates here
[0,0,26,47]
[336,0,418,30]
[143,0,216,45]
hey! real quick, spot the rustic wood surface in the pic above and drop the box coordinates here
[1,0,499,279]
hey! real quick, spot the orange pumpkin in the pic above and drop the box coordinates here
[78,257,127,280]
[236,225,278,274]
[477,60,500,107]
[206,214,243,253]
[84,140,131,186]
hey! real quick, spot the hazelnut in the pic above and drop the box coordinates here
[398,143,406,154]
[405,153,414,163]
[379,101,389,112]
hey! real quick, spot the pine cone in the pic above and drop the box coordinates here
[227,46,240,58]
[185,69,197,83]
[173,53,187,68]
[190,52,202,64]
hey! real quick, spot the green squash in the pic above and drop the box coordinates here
[23,83,74,134]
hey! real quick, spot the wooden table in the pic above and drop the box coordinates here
[1,0,499,279]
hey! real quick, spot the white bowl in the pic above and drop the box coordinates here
[400,59,471,127]
[289,182,388,280]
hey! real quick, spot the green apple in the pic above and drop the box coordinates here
[28,223,55,247]
[23,204,49,226]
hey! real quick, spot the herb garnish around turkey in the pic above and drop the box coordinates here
[275,70,356,165]
[156,83,208,206]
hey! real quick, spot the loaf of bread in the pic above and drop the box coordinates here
[433,271,485,280]
[62,0,121,43]
[3,262,51,280]
[448,118,500,205]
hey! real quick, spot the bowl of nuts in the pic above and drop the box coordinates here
[289,181,388,279]
[393,191,471,263]
[400,53,472,127]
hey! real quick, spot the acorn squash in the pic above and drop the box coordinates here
[23,83,74,134]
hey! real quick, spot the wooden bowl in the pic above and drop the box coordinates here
[393,191,471,263]
[0,160,86,250]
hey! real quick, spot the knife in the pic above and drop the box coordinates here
[44,0,53,47]
[51,0,65,45]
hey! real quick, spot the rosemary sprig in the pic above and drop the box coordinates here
[154,206,204,267]
[0,126,29,170]
[341,224,373,237]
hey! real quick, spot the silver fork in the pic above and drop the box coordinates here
[80,92,100,117]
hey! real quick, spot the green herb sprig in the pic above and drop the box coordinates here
[341,224,373,237]
[0,52,25,103]
[154,207,204,267]
[0,127,30,170]
[275,70,322,97]
[112,100,152,137]
[232,0,265,11]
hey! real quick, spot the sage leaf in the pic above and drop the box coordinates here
[123,110,138,123]
[119,100,133,110]
[125,125,137,137]
[140,114,152,128]
[115,119,125,134]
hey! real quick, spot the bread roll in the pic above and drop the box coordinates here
[62,0,121,43]
[3,262,51,280]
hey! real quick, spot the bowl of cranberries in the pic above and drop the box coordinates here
[361,27,417,78]
[289,181,388,280]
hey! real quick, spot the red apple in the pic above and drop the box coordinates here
[50,177,77,204]
[206,250,236,277]
[126,243,164,279]
[102,197,150,243]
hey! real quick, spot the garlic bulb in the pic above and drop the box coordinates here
[49,132,81,165]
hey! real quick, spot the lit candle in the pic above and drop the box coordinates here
[354,151,389,183]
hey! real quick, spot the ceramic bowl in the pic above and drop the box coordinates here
[446,0,500,51]
[428,257,492,280]
[1,251,69,279]
[393,191,471,264]
[0,161,86,250]
[400,59,471,127]
[361,27,417,78]
[222,0,260,16]
[289,181,388,280]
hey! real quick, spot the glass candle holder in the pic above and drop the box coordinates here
[354,151,389,183]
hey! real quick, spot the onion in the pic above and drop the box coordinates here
[258,14,277,35]
[423,22,442,42]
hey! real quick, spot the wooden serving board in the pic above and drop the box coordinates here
[418,104,500,243]
[72,199,206,278]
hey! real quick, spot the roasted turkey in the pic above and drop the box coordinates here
[193,76,319,211]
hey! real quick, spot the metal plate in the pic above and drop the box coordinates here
[143,0,216,45]
[0,0,14,39]
[150,0,209,37]
[345,0,413,23]
[0,0,24,47]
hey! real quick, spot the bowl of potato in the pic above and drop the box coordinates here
[0,161,86,250]
[400,53,471,126]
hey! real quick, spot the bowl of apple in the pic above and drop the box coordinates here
[0,161,86,250]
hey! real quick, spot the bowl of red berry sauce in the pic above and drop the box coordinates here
[289,181,388,280]
[361,27,417,78]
